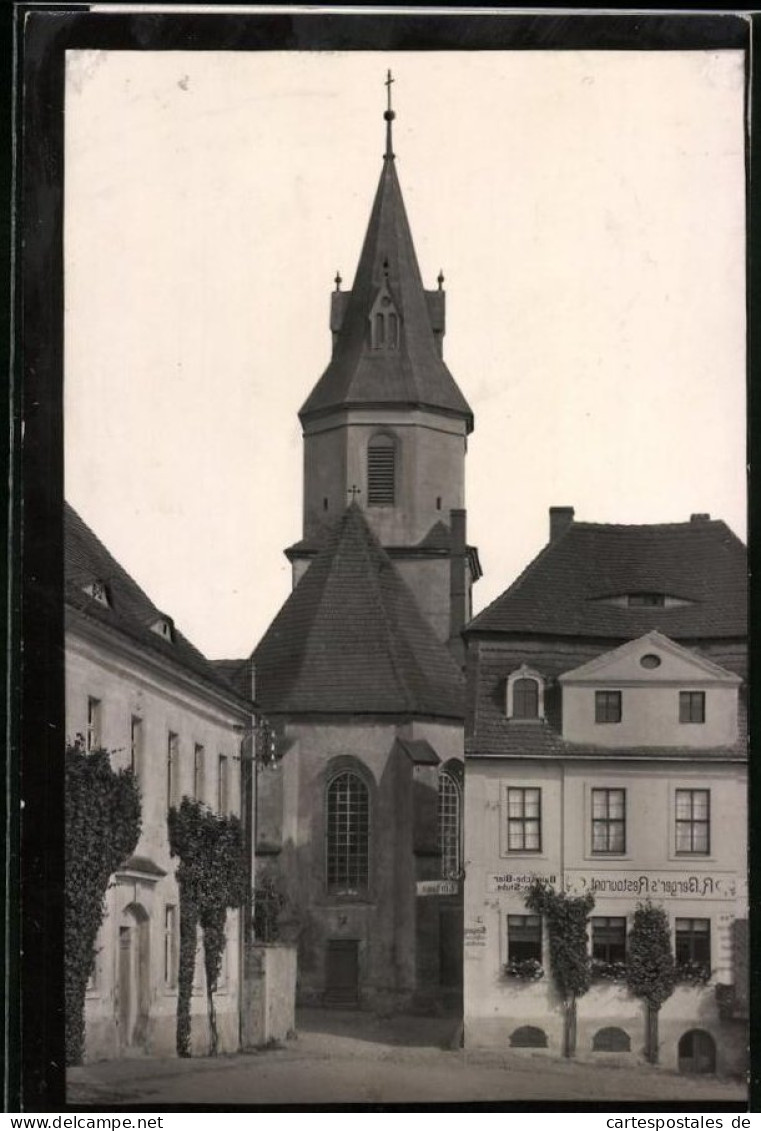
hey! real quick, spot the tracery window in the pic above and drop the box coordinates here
[326,771,370,893]
[438,770,462,879]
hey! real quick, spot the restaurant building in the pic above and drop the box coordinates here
[463,509,747,1074]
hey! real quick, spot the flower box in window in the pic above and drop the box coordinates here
[503,958,544,982]
[675,960,711,986]
[590,958,628,982]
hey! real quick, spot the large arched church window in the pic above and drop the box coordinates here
[367,433,397,506]
[326,771,370,893]
[438,769,462,879]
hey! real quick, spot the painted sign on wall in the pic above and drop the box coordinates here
[416,880,459,897]
[487,872,557,893]
[564,870,740,900]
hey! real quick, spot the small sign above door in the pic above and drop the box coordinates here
[416,880,459,896]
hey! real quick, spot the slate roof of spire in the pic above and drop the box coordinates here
[299,128,473,430]
[253,504,465,718]
[64,502,251,706]
[467,518,747,640]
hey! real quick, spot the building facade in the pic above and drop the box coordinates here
[65,504,256,1059]
[463,509,747,1074]
[222,88,478,1012]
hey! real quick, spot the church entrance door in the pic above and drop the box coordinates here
[325,939,359,1006]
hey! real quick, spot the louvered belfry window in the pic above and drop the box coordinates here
[326,772,370,892]
[367,434,396,505]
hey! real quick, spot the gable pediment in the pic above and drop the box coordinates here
[558,631,741,687]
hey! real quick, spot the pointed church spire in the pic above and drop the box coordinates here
[384,69,395,160]
[300,80,473,432]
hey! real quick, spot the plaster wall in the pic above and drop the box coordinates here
[464,757,747,1073]
[562,684,738,748]
[66,623,248,1061]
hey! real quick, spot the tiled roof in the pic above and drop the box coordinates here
[467,519,747,640]
[299,147,473,429]
[394,737,441,766]
[253,504,465,718]
[64,503,251,707]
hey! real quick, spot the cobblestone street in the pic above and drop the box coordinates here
[67,1009,747,1109]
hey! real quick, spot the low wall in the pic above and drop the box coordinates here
[241,943,297,1048]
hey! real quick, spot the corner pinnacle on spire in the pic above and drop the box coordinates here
[384,69,395,160]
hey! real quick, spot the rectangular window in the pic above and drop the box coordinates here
[507,915,542,963]
[595,690,622,724]
[675,918,711,971]
[675,789,710,854]
[591,788,626,854]
[679,691,706,724]
[86,697,101,751]
[591,916,627,963]
[507,787,541,852]
[130,716,142,776]
[193,744,205,801]
[164,904,178,988]
[218,754,228,814]
[167,732,179,808]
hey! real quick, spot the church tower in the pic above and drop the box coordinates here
[288,74,480,650]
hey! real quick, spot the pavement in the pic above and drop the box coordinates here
[66,1008,748,1109]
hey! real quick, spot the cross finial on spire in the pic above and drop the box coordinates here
[334,270,342,292]
[383,69,396,160]
[348,484,361,503]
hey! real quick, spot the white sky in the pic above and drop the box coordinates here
[64,49,747,659]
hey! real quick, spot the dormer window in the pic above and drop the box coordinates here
[83,579,109,607]
[506,666,545,720]
[150,615,174,642]
[627,593,665,608]
[369,285,400,351]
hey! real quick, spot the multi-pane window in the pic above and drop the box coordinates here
[513,678,539,720]
[507,787,541,852]
[591,917,627,963]
[326,771,369,892]
[675,918,711,971]
[130,716,142,776]
[367,435,396,505]
[591,788,626,854]
[167,732,179,808]
[507,915,542,963]
[595,691,622,724]
[86,697,101,751]
[675,789,710,854]
[438,771,461,879]
[164,905,178,987]
[193,744,205,801]
[679,691,706,724]
[218,755,229,814]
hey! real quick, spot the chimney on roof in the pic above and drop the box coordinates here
[690,513,711,523]
[549,506,575,542]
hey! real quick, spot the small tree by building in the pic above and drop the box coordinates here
[167,797,247,1057]
[65,738,141,1066]
[626,901,676,1063]
[525,879,595,1058]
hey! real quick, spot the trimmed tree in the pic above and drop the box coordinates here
[167,797,248,1057]
[65,738,142,1066]
[626,901,676,1064]
[525,879,595,1057]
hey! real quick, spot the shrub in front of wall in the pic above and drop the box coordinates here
[168,797,248,1056]
[65,738,142,1066]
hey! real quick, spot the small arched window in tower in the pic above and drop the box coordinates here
[367,433,397,506]
[326,771,369,893]
[438,770,462,879]
[369,286,400,351]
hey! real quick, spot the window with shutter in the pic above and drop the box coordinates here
[367,435,396,506]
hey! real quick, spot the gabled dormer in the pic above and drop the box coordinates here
[368,276,400,351]
[83,578,110,607]
[150,614,175,643]
[558,631,741,748]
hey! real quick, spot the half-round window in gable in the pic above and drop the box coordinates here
[367,433,397,506]
[326,771,370,894]
[506,666,545,720]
